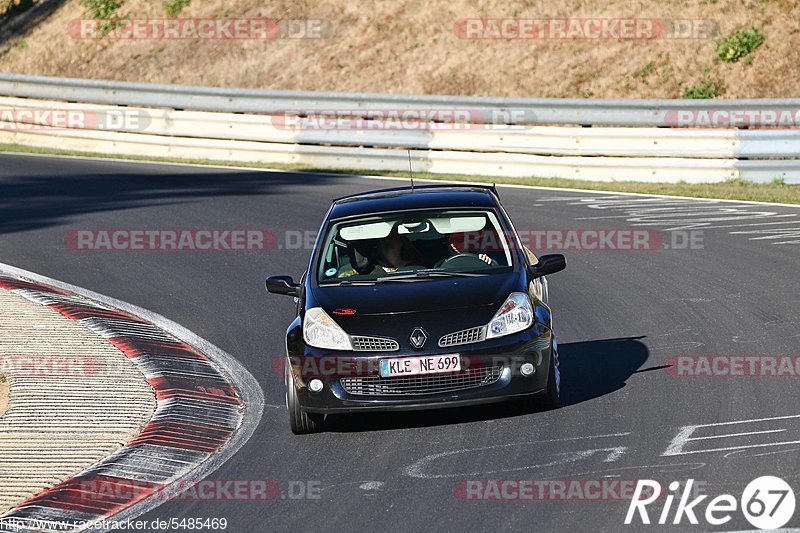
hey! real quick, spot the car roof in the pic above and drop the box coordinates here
[329,184,500,219]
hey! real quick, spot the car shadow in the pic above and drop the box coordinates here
[325,335,649,433]
[558,335,649,407]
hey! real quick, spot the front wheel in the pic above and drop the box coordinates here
[514,339,561,412]
[286,361,324,434]
[538,338,561,410]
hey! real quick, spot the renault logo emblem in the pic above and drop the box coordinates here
[409,327,428,349]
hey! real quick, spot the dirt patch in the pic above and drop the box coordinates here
[0,375,7,417]
[0,0,798,98]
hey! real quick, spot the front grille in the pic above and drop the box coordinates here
[351,336,399,352]
[340,365,502,396]
[438,326,486,347]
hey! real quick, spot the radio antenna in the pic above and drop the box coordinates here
[407,150,415,190]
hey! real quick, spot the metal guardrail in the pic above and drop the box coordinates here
[0,96,749,158]
[2,73,800,126]
[0,73,798,183]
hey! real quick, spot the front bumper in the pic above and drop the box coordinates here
[288,328,553,414]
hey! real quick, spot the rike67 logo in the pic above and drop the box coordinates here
[625,476,796,530]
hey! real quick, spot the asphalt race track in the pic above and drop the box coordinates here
[1,153,799,531]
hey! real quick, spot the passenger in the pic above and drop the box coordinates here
[375,228,423,272]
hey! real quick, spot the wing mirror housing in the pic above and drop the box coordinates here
[266,275,300,297]
[528,254,566,279]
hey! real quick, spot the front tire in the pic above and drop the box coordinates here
[538,338,561,410]
[514,338,561,412]
[286,361,324,434]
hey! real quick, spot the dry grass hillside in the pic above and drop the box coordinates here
[0,0,798,97]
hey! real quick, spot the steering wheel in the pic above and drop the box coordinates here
[436,252,498,269]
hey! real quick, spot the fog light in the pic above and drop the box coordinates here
[520,363,535,376]
[308,379,324,392]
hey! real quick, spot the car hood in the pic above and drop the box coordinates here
[310,272,520,316]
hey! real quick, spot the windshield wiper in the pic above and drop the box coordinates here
[321,279,377,286]
[414,270,487,278]
[372,270,486,282]
[322,270,487,286]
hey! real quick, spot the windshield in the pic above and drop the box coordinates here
[317,209,515,284]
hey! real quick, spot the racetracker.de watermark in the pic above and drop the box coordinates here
[0,355,98,377]
[664,109,800,128]
[65,229,278,252]
[515,229,703,251]
[0,517,229,531]
[269,109,526,130]
[454,479,665,501]
[0,108,151,131]
[454,18,717,40]
[64,228,704,252]
[77,479,320,502]
[68,18,332,39]
[666,355,800,377]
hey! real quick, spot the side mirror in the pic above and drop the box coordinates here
[529,254,566,279]
[266,275,300,297]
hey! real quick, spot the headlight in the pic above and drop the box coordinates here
[485,293,533,339]
[303,307,353,350]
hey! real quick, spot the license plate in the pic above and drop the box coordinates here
[379,354,461,377]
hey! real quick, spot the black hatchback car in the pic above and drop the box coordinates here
[267,184,566,434]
